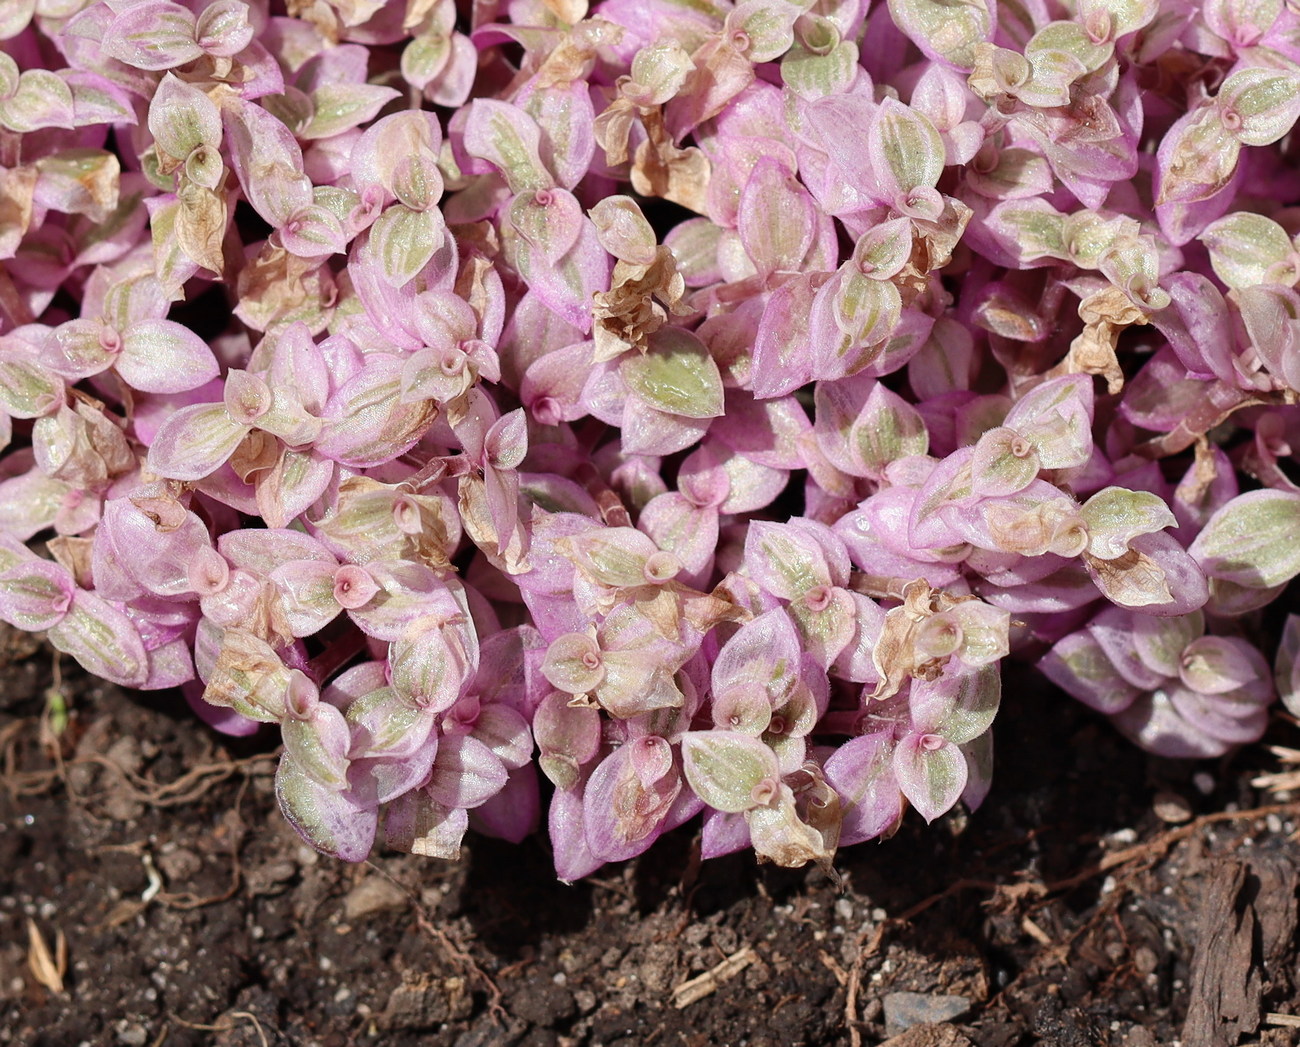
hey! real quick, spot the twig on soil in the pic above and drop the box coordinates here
[671,946,756,1009]
[495,954,537,980]
[170,1011,270,1047]
[830,802,1300,1045]
[360,860,508,1024]
[818,951,849,987]
[0,719,60,798]
[1265,1013,1300,1028]
[1043,799,1300,896]
[895,878,1002,923]
[1020,915,1053,945]
[75,750,277,808]
[974,798,1300,1015]
[157,864,244,910]
[588,872,637,904]
[844,921,887,1047]
[0,711,278,811]
[415,911,508,1023]
[157,774,249,910]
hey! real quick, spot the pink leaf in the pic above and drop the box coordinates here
[101,1,201,71]
[892,732,967,823]
[276,755,378,862]
[118,319,220,393]
[147,403,248,482]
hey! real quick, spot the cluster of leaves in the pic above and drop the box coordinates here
[3,0,1300,879]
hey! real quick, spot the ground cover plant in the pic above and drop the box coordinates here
[2,0,1300,888]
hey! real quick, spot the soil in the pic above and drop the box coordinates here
[3,627,1300,1047]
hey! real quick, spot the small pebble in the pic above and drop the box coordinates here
[114,1021,148,1047]
[1152,791,1192,824]
[882,992,970,1036]
[1125,1025,1157,1047]
[1134,947,1159,975]
[342,876,408,920]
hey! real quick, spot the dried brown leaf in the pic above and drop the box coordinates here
[630,110,710,214]
[0,166,37,255]
[176,181,227,275]
[26,919,66,994]
[1049,286,1147,394]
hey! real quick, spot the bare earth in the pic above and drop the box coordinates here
[3,632,1299,1047]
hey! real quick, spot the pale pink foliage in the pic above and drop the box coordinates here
[0,0,1297,877]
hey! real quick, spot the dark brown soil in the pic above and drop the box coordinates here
[4,630,1300,1047]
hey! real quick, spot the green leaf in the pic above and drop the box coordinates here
[402,32,452,90]
[47,591,148,689]
[0,69,74,132]
[275,755,378,862]
[1157,106,1241,206]
[621,327,724,419]
[148,73,220,159]
[681,730,779,812]
[367,204,446,288]
[1201,212,1295,290]
[1025,20,1111,73]
[833,269,902,349]
[893,734,967,822]
[0,358,62,419]
[852,383,928,476]
[1081,487,1176,560]
[1132,610,1203,678]
[282,714,350,788]
[781,39,860,100]
[302,83,401,141]
[1220,67,1300,147]
[871,97,944,196]
[987,199,1069,263]
[933,666,1001,744]
[1080,0,1158,36]
[886,0,994,71]
[345,685,433,758]
[1190,490,1300,588]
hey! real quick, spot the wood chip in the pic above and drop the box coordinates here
[1020,915,1053,946]
[26,919,66,994]
[819,950,849,987]
[1183,861,1259,1047]
[1182,854,1298,1047]
[671,947,755,1009]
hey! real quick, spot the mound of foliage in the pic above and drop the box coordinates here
[2,0,1300,879]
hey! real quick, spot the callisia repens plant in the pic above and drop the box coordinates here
[4,0,1300,880]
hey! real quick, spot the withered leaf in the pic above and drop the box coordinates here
[26,919,66,994]
[175,181,227,276]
